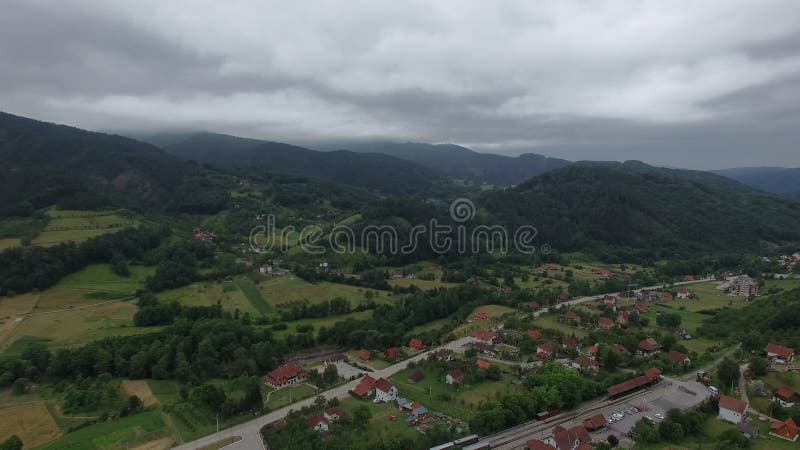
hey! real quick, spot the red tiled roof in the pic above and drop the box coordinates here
[470,330,499,341]
[587,345,599,355]
[530,302,540,310]
[668,350,689,363]
[474,311,490,320]
[767,343,795,359]
[598,317,614,328]
[719,394,747,414]
[774,386,798,400]
[678,288,690,294]
[608,374,657,397]
[565,311,580,321]
[646,368,662,381]
[385,347,401,358]
[527,329,543,339]
[409,338,425,350]
[449,369,464,381]
[771,418,799,438]
[612,343,631,355]
[562,337,579,348]
[308,415,327,428]
[537,342,555,354]
[359,350,372,361]
[476,359,492,369]
[264,363,307,386]
[663,292,674,300]
[525,440,556,450]
[583,413,606,431]
[374,378,395,393]
[351,375,376,397]
[639,338,662,352]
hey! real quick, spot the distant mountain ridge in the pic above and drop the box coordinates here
[320,141,570,184]
[714,166,800,200]
[480,160,800,259]
[0,112,229,216]
[160,133,463,197]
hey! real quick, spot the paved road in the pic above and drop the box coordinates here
[172,337,472,450]
[172,278,713,449]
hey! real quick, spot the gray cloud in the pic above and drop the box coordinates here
[1,0,799,168]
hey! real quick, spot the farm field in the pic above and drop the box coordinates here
[0,264,161,353]
[262,383,316,412]
[257,276,394,309]
[675,281,750,311]
[532,314,590,338]
[32,209,138,246]
[0,402,62,448]
[450,305,518,338]
[387,278,457,290]
[0,238,21,250]
[39,410,171,450]
[158,281,259,317]
[337,398,422,443]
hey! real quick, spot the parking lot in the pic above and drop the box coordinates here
[591,378,711,440]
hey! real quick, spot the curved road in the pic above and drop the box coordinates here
[173,278,712,449]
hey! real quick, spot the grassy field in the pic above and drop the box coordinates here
[450,305,519,338]
[387,278,457,290]
[262,383,316,412]
[675,281,751,311]
[39,410,170,450]
[0,402,62,448]
[257,276,394,309]
[0,238,21,250]
[1,264,161,353]
[147,380,183,405]
[158,281,260,317]
[338,398,421,443]
[388,364,521,421]
[272,310,374,339]
[32,209,138,246]
[233,277,272,315]
[533,314,590,338]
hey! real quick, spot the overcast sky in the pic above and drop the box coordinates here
[2,0,799,168]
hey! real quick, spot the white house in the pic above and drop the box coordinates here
[719,395,748,424]
[446,369,464,385]
[374,378,398,402]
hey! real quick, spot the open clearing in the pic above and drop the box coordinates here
[39,410,170,450]
[257,276,394,309]
[0,402,62,448]
[121,380,160,407]
[0,238,21,250]
[32,209,138,246]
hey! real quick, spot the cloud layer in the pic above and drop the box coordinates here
[1,0,799,168]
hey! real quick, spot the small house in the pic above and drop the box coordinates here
[476,359,492,370]
[770,418,799,442]
[374,378,398,402]
[409,338,426,351]
[719,394,748,424]
[773,387,800,407]
[767,343,795,364]
[446,369,464,385]
[668,350,690,365]
[598,317,614,330]
[308,415,329,432]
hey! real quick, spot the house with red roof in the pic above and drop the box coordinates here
[558,292,570,302]
[374,378,398,402]
[583,413,606,432]
[308,414,329,432]
[359,350,372,361]
[409,338,426,351]
[572,356,600,374]
[612,343,632,356]
[476,359,492,370]
[446,369,464,385]
[537,342,555,359]
[598,317,615,330]
[384,347,402,360]
[662,292,674,301]
[603,295,616,307]
[773,387,800,407]
[607,369,660,398]
[677,288,692,299]
[586,344,599,359]
[565,311,581,324]
[530,302,540,311]
[668,350,690,365]
[434,349,453,361]
[562,337,579,350]
[527,329,543,340]
[525,440,556,450]
[719,394,748,424]
[264,363,308,388]
[617,310,631,324]
[325,407,350,422]
[771,418,799,442]
[637,338,662,357]
[645,368,662,381]
[408,370,424,384]
[767,343,795,364]
[549,424,591,450]
[470,330,501,346]
[684,275,695,281]
[351,375,376,398]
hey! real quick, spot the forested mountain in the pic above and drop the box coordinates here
[714,166,800,200]
[162,133,465,197]
[480,161,800,260]
[0,112,231,217]
[324,141,570,184]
